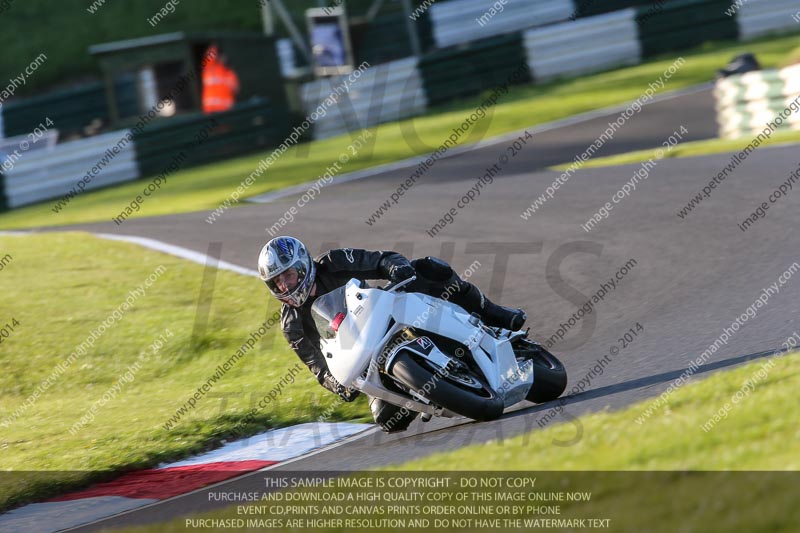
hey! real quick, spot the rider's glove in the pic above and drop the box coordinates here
[336,385,360,402]
[388,263,415,283]
[380,254,415,283]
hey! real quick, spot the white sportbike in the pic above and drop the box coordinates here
[311,277,567,422]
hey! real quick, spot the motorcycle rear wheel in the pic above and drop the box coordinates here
[514,340,567,403]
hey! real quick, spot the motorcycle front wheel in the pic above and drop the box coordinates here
[389,351,505,421]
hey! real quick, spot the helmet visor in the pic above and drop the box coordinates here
[265,262,309,300]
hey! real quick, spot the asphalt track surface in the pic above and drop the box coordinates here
[48,86,800,530]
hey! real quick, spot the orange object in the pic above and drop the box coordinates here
[202,48,239,113]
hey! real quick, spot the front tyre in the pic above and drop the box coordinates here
[389,352,504,421]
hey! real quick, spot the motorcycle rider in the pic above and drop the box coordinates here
[258,236,526,433]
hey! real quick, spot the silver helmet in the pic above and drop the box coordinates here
[258,236,316,307]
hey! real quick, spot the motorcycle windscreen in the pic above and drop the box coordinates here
[311,286,347,340]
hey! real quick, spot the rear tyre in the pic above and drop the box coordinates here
[515,341,567,403]
[389,351,504,421]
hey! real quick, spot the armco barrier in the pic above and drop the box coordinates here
[524,9,641,81]
[1,77,137,139]
[300,57,426,140]
[0,101,282,209]
[2,129,138,209]
[637,0,739,58]
[355,10,435,64]
[0,172,6,211]
[714,64,800,139]
[429,0,572,49]
[737,0,800,40]
[420,33,531,107]
[572,0,654,18]
[133,100,281,177]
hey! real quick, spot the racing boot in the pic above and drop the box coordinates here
[369,397,418,433]
[448,278,527,331]
[412,256,527,331]
[481,297,527,331]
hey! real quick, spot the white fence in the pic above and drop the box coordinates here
[429,0,573,49]
[524,9,641,81]
[737,0,800,40]
[300,57,426,140]
[3,130,139,208]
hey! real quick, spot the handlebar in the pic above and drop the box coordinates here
[382,275,417,293]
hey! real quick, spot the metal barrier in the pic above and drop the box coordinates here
[0,100,282,209]
[3,129,138,209]
[420,33,531,107]
[572,0,662,18]
[1,77,137,140]
[133,100,281,178]
[737,0,800,40]
[524,9,641,81]
[355,10,435,64]
[637,0,739,58]
[300,57,426,140]
[429,0,573,49]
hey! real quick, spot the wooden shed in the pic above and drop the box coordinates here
[89,31,289,132]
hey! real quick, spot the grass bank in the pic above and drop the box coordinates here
[0,232,369,511]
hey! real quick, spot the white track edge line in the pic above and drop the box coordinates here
[94,233,260,278]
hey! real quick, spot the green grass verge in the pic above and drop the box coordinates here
[117,351,800,533]
[1,32,799,230]
[0,232,370,511]
[551,129,800,171]
[391,351,800,471]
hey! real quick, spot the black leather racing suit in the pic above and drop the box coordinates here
[280,248,410,396]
